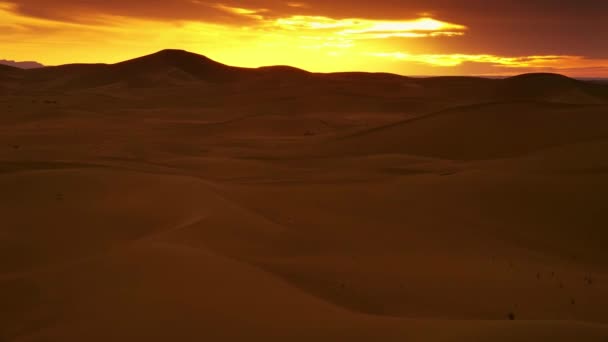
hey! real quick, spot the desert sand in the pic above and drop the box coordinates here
[1,50,608,341]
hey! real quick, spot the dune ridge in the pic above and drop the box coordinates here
[1,50,606,101]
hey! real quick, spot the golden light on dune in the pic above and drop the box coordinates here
[1,0,607,76]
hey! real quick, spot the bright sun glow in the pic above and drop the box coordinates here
[274,16,466,38]
[369,52,581,68]
[1,1,607,76]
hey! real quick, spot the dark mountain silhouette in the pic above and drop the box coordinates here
[2,50,607,101]
[0,59,44,69]
[16,50,314,89]
[21,50,244,88]
[113,49,246,83]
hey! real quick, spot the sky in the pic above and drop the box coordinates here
[1,0,607,76]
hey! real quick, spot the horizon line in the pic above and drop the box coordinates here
[3,49,608,80]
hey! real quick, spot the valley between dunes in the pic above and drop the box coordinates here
[2,50,608,341]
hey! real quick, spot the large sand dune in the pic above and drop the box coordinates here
[331,102,608,159]
[1,50,608,341]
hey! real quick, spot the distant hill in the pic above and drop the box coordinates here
[1,49,607,105]
[0,59,44,69]
[11,50,316,89]
[112,49,246,83]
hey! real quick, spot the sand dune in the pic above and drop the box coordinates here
[498,73,608,104]
[0,60,43,69]
[0,64,20,74]
[331,101,608,159]
[1,50,608,341]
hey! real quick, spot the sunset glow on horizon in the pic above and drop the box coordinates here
[2,0,607,76]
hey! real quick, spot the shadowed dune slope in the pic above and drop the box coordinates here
[330,102,608,160]
[0,65,23,83]
[498,73,608,103]
[0,64,21,73]
[2,168,608,342]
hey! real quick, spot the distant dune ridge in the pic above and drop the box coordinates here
[1,49,607,103]
[0,59,44,69]
[2,49,608,341]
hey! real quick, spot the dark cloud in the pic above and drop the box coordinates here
[9,0,607,22]
[7,0,262,24]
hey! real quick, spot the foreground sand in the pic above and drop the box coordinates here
[1,51,608,341]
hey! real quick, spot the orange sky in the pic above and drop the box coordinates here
[2,0,607,76]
